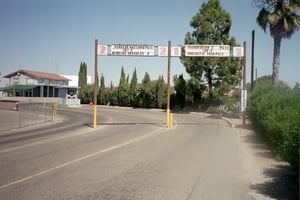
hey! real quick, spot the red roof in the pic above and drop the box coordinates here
[3,69,70,81]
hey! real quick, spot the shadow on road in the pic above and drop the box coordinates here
[234,123,255,131]
[84,122,166,128]
[250,164,299,200]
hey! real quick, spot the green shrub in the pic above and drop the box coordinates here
[206,105,220,114]
[248,84,300,170]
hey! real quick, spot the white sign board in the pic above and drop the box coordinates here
[97,45,108,56]
[110,44,155,56]
[241,89,247,112]
[158,46,181,57]
[233,47,244,57]
[185,45,230,57]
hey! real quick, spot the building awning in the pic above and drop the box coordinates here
[0,85,38,93]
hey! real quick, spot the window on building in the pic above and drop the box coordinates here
[13,78,19,84]
[51,80,58,85]
[27,78,34,84]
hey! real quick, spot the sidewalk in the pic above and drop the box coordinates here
[228,118,299,200]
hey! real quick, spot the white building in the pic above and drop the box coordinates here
[0,69,81,106]
[62,75,92,87]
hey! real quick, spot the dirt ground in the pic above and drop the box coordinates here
[230,118,299,200]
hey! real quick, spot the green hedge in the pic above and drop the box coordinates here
[247,84,300,170]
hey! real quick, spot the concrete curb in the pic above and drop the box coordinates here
[221,117,234,127]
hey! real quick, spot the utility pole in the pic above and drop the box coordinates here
[251,30,255,91]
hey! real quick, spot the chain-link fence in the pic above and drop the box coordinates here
[0,101,57,131]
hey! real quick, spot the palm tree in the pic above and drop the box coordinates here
[254,0,300,84]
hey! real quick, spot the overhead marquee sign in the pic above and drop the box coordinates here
[110,44,155,56]
[98,45,108,56]
[232,47,244,57]
[98,44,155,56]
[158,46,181,57]
[98,44,243,58]
[98,44,181,57]
[185,45,230,57]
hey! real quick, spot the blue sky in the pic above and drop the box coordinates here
[0,0,299,87]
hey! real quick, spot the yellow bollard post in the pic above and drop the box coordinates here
[93,105,97,128]
[52,104,54,121]
[54,102,57,119]
[166,109,170,128]
[52,103,55,121]
[52,102,58,121]
[170,113,173,128]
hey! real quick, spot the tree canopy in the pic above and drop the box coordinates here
[181,0,242,100]
[254,0,300,84]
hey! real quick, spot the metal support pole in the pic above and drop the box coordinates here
[166,41,171,128]
[243,41,247,125]
[93,39,98,128]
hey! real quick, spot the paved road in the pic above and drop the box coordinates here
[0,106,253,200]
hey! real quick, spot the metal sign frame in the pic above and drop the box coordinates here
[93,40,176,128]
[97,44,181,57]
[93,40,246,128]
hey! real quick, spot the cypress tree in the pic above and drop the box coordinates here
[130,68,138,107]
[78,62,87,89]
[141,72,151,108]
[99,73,106,105]
[156,75,166,109]
[118,67,130,106]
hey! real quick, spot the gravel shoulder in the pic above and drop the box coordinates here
[230,118,299,200]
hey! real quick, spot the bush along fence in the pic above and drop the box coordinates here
[247,84,300,171]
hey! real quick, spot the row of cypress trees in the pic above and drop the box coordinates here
[78,63,169,109]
